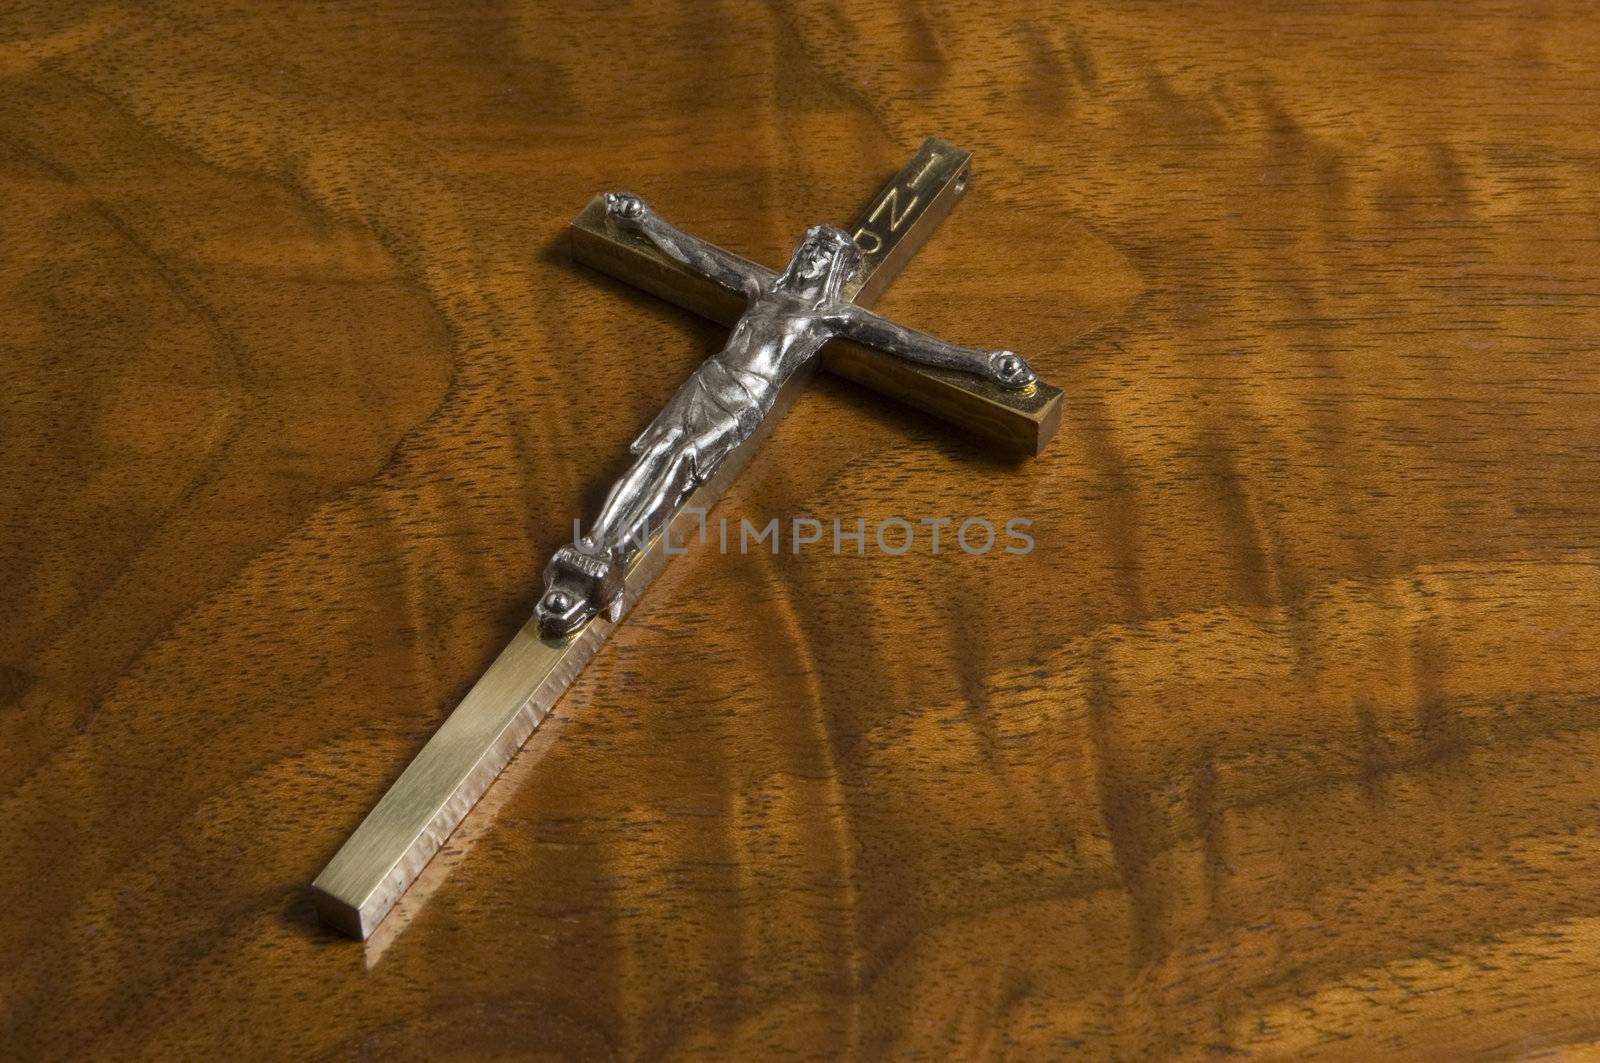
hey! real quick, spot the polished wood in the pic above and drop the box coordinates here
[3,2,1598,1058]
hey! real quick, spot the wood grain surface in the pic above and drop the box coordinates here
[4,1,1599,1058]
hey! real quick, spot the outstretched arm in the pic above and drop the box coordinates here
[830,304,1038,389]
[605,192,767,300]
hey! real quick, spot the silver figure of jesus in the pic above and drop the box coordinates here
[535,192,1038,636]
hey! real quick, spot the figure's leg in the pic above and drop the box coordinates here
[620,417,743,545]
[587,437,678,550]
[597,418,740,562]
[537,434,711,636]
[592,441,697,569]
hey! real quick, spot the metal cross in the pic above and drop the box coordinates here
[313,138,1063,939]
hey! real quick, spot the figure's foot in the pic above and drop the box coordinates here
[988,350,1037,389]
[536,544,623,637]
[536,585,588,636]
[603,191,647,226]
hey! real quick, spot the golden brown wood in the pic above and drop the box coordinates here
[3,2,1598,1058]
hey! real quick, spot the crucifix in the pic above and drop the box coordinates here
[313,138,1064,939]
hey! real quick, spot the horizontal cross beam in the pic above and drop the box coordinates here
[569,138,1062,455]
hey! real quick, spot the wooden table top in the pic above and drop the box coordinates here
[5,2,1598,1058]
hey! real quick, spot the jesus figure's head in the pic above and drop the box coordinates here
[776,224,863,305]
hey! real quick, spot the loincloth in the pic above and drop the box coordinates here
[630,357,773,478]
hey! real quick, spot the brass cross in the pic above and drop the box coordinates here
[313,138,1063,939]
